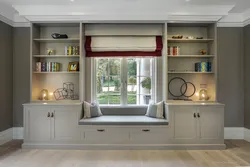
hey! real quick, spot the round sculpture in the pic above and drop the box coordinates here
[168,77,196,100]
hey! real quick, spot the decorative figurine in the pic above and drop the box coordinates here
[200,49,207,55]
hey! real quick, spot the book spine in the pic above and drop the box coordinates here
[76,46,79,55]
[41,62,46,72]
[73,46,76,55]
[177,46,180,56]
[65,46,68,55]
[50,62,53,72]
[201,62,206,72]
[46,62,49,72]
[36,62,41,72]
[195,63,199,72]
[207,62,212,72]
[173,46,176,56]
[56,63,60,71]
[68,46,72,55]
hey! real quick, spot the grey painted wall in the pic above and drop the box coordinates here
[217,27,244,127]
[244,26,250,129]
[8,27,246,128]
[13,28,30,127]
[0,21,13,131]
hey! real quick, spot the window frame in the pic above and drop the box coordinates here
[92,57,157,106]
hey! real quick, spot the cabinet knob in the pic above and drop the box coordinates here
[51,113,54,118]
[142,129,150,132]
[197,113,200,118]
[97,129,105,132]
[194,113,196,118]
[47,112,50,117]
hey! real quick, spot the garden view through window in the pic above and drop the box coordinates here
[96,58,154,105]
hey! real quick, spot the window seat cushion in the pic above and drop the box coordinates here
[79,116,168,125]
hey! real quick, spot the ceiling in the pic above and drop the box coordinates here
[0,0,249,13]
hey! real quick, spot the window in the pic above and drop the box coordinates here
[95,58,155,105]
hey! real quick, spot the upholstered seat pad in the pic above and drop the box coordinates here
[79,116,168,125]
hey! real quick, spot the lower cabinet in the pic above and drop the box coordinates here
[23,103,224,149]
[173,106,197,141]
[24,104,82,143]
[170,104,224,144]
[52,107,80,142]
[26,107,51,142]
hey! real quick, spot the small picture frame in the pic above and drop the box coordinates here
[68,62,79,72]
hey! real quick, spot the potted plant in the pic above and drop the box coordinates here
[141,77,151,104]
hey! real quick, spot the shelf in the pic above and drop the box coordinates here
[168,55,214,58]
[33,38,80,43]
[168,71,214,74]
[167,38,214,43]
[33,71,80,74]
[33,55,80,58]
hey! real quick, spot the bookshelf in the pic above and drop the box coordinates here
[31,23,84,101]
[166,23,217,101]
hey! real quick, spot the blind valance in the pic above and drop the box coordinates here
[85,36,162,57]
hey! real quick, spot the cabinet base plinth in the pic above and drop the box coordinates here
[22,143,226,150]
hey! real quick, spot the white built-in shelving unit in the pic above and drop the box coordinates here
[30,23,84,101]
[165,22,217,101]
[29,22,217,103]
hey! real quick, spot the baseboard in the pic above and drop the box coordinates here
[224,127,244,139]
[22,143,226,150]
[244,128,250,142]
[0,128,13,145]
[13,127,24,139]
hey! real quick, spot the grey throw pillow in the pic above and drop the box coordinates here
[83,101,103,118]
[145,101,164,119]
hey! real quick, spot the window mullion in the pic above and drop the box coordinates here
[121,58,128,105]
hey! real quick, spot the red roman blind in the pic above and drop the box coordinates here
[85,36,163,57]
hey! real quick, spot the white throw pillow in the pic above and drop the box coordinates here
[145,101,164,119]
[83,101,103,118]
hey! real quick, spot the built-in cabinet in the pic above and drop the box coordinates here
[23,103,225,149]
[24,104,82,143]
[168,104,224,144]
[23,22,225,150]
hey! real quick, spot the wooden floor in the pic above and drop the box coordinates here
[1,140,250,167]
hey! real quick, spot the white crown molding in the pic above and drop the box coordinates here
[217,22,244,27]
[217,14,244,27]
[0,128,13,145]
[0,14,14,27]
[168,15,222,22]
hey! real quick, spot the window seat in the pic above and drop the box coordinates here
[79,116,169,125]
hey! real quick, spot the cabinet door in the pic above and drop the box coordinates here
[51,107,79,141]
[173,106,197,142]
[198,106,224,141]
[26,107,51,142]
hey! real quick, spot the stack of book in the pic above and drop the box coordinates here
[36,62,60,72]
[168,46,180,56]
[195,62,212,72]
[65,46,80,55]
